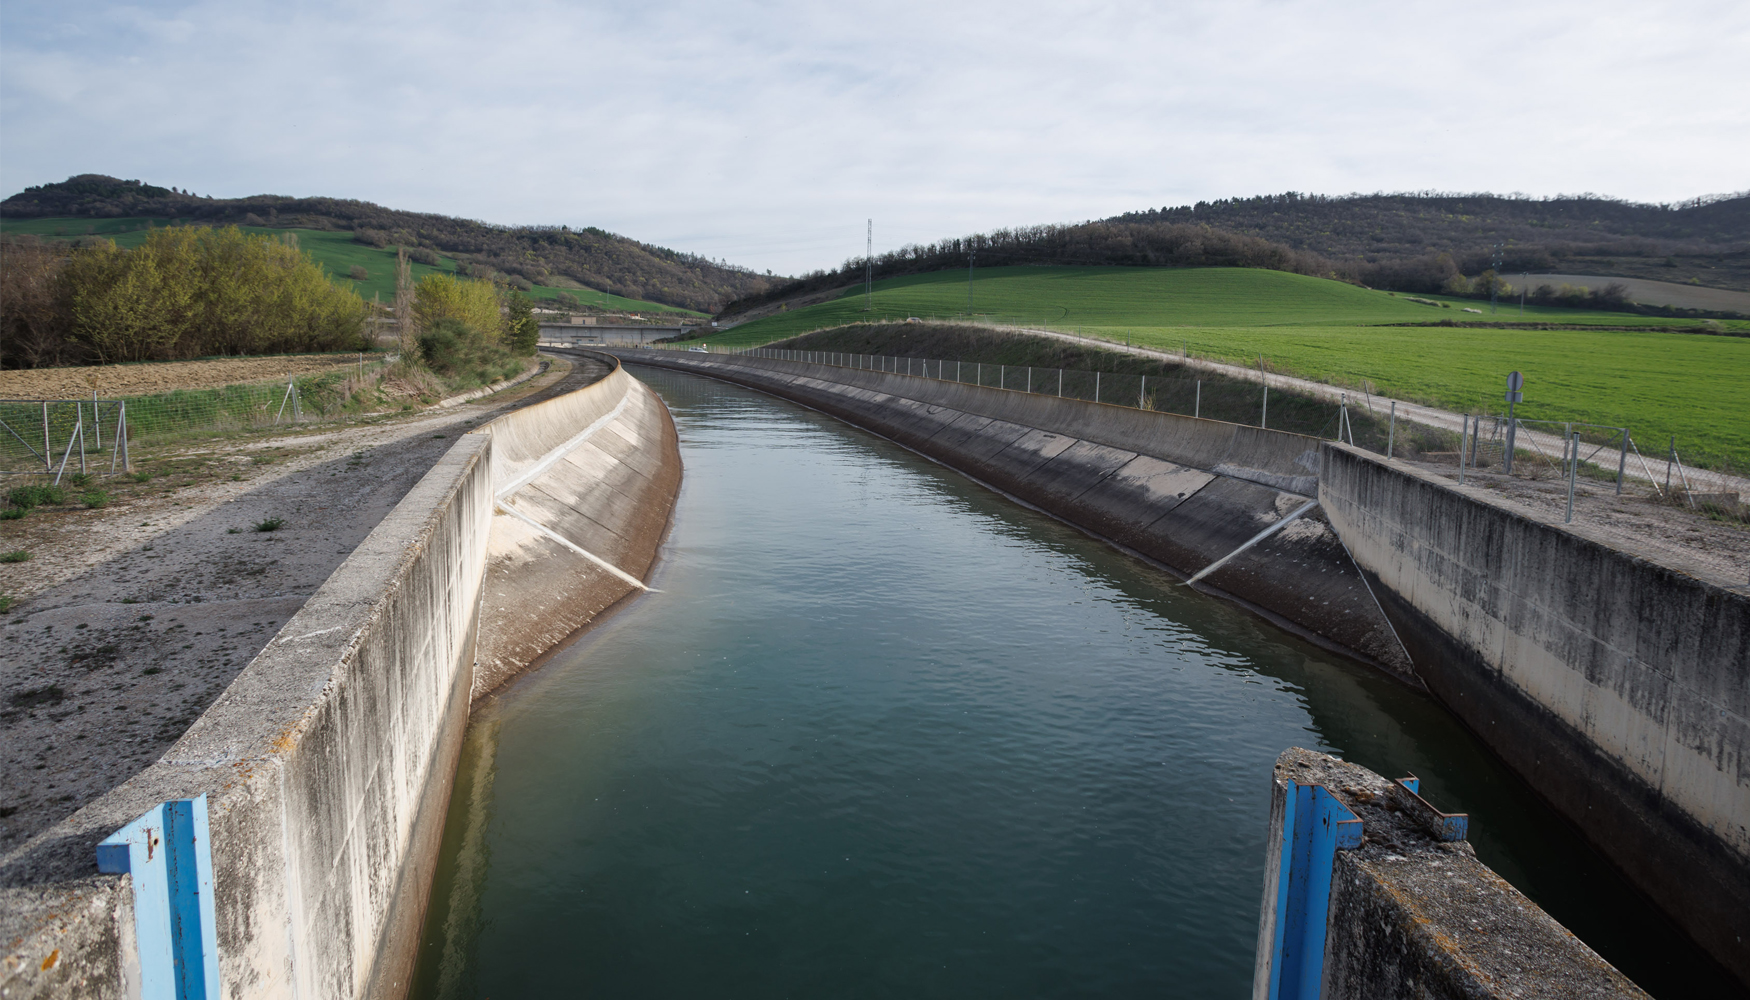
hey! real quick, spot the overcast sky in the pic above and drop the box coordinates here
[3,0,1746,275]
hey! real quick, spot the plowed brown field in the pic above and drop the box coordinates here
[0,355,370,399]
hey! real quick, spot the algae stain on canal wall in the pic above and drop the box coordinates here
[409,367,1722,1000]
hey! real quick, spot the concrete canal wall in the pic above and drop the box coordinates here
[1319,443,1750,985]
[0,353,681,999]
[612,350,1415,679]
[1254,748,1647,999]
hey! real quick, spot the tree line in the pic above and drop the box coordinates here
[720,221,1336,316]
[1,228,369,368]
[0,228,542,369]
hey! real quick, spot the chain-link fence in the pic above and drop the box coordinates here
[654,345,1744,517]
[1,357,396,477]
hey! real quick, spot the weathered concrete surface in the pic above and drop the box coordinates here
[469,352,682,700]
[1254,748,1648,1000]
[611,350,1412,679]
[1,437,493,999]
[1318,443,1750,986]
[0,350,684,1000]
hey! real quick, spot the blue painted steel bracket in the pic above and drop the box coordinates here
[1392,775,1470,842]
[96,795,220,1000]
[1266,782,1363,1000]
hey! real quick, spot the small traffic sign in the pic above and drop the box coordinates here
[1506,371,1524,391]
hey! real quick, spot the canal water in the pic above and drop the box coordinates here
[410,366,1731,999]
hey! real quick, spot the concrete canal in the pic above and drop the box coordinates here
[409,366,1731,999]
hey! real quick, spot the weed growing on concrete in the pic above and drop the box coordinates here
[130,471,154,483]
[0,596,12,613]
[254,517,285,532]
[227,527,242,534]
[82,490,110,509]
[0,508,25,521]
[68,472,93,488]
[0,550,32,563]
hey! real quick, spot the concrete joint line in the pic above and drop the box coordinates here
[494,384,633,501]
[495,501,653,592]
[1183,499,1320,587]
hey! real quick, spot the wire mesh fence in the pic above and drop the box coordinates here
[1,357,395,477]
[653,345,1744,514]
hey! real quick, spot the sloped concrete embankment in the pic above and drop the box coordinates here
[1254,749,1648,999]
[613,350,1412,677]
[1319,443,1750,985]
[467,355,681,699]
[0,352,681,998]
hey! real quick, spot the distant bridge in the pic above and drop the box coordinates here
[538,323,695,348]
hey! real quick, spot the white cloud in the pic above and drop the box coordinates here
[3,0,1747,274]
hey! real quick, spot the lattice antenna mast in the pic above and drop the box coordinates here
[865,219,873,312]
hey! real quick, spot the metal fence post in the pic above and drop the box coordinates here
[93,391,102,450]
[1058,369,1063,397]
[1095,371,1101,403]
[1566,430,1579,523]
[42,401,51,473]
[1459,415,1469,484]
[1665,436,1675,494]
[1195,381,1201,419]
[1139,375,1146,409]
[1386,401,1396,459]
[1616,428,1628,495]
[1027,367,1032,393]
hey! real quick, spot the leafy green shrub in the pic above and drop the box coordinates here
[68,472,93,487]
[0,550,33,563]
[417,317,522,388]
[8,485,66,509]
[254,517,285,532]
[0,508,25,521]
[82,490,110,509]
[130,471,154,483]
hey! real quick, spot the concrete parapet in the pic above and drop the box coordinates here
[1255,748,1647,1000]
[610,350,1409,678]
[1318,442,1750,985]
[2,436,494,999]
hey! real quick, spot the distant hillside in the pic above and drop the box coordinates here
[0,175,776,312]
[1109,192,1750,292]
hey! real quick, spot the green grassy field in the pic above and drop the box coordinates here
[1,217,703,317]
[713,267,1749,465]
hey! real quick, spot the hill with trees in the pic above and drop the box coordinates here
[1108,191,1750,292]
[1,175,775,312]
[722,191,1750,318]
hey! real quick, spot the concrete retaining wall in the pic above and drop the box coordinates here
[1254,748,1647,999]
[1319,442,1750,984]
[2,436,493,999]
[611,350,1412,678]
[0,352,683,998]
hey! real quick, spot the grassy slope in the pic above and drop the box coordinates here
[718,267,1750,463]
[1,217,705,317]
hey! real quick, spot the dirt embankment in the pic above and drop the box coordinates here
[0,355,376,399]
[0,353,617,853]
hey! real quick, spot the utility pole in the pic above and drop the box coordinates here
[1490,243,1504,314]
[864,219,873,312]
[967,243,976,315]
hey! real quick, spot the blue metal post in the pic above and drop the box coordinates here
[97,795,221,1000]
[1267,783,1363,1000]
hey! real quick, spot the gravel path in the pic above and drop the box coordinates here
[0,353,614,851]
